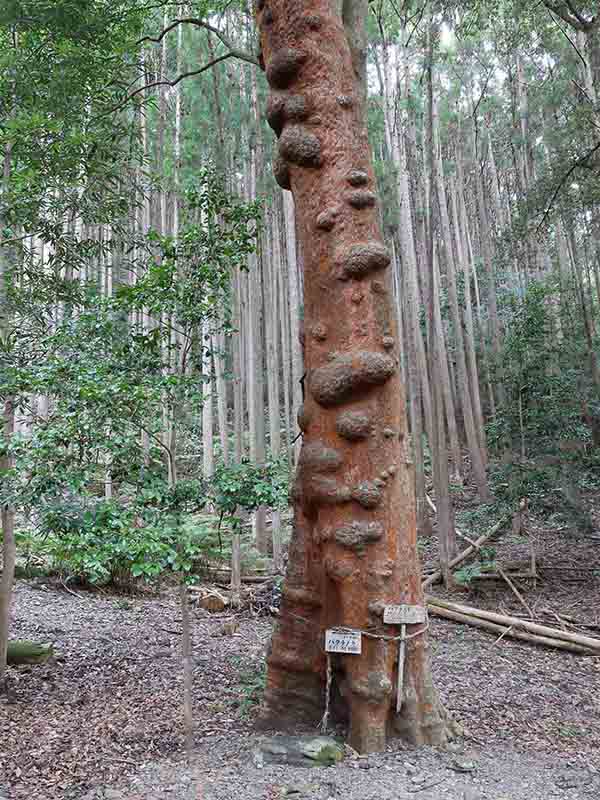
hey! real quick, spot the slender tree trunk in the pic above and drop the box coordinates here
[139,48,152,462]
[460,178,496,419]
[450,170,486,461]
[380,34,429,532]
[0,140,15,691]
[265,206,283,569]
[157,8,168,238]
[431,84,489,499]
[247,69,268,552]
[233,269,245,463]
[403,91,435,452]
[486,129,506,231]
[0,399,15,692]
[276,197,293,464]
[202,327,215,480]
[207,34,233,468]
[516,57,545,278]
[174,18,183,240]
[431,255,455,587]
[257,0,455,753]
[431,257,461,478]
[572,236,600,392]
[282,192,303,464]
[180,582,194,761]
[212,332,229,466]
[474,139,504,406]
[424,21,458,583]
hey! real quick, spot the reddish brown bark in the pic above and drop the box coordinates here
[256,0,456,753]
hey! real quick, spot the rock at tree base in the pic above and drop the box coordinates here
[253,736,344,768]
[7,640,54,665]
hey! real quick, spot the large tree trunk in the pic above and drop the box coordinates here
[256,0,454,753]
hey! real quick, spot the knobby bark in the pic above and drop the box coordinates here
[256,0,455,753]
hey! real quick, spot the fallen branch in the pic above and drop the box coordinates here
[468,572,535,581]
[408,777,447,794]
[196,570,275,585]
[221,575,276,585]
[540,610,600,631]
[426,597,600,654]
[422,514,510,589]
[497,566,534,617]
[538,565,599,572]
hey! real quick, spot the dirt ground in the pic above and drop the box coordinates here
[2,528,599,800]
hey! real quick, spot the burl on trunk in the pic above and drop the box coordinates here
[256,0,457,753]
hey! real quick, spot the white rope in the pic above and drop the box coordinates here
[319,652,333,733]
[325,622,429,643]
[318,623,429,731]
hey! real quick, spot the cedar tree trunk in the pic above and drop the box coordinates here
[255,0,456,752]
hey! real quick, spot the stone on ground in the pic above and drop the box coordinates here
[254,736,344,768]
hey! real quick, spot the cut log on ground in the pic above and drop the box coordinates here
[7,640,54,664]
[422,514,511,589]
[426,597,600,654]
[189,587,230,613]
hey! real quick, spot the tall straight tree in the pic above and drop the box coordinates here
[431,78,490,500]
[378,30,431,533]
[255,0,455,753]
[0,129,15,691]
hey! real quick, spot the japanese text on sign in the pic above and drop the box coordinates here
[325,629,362,654]
[383,604,427,625]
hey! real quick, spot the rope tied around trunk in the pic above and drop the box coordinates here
[319,623,429,732]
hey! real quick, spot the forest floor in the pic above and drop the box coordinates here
[1,527,599,800]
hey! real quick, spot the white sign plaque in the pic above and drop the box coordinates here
[383,604,427,625]
[325,629,362,655]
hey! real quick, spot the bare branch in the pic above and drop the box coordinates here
[0,232,35,247]
[571,77,595,104]
[543,1,586,29]
[137,17,259,67]
[543,1,598,30]
[472,68,494,121]
[107,54,234,115]
[565,0,591,26]
[545,4,589,68]
[137,16,185,45]
[537,139,600,231]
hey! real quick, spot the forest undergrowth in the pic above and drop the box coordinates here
[2,457,599,800]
